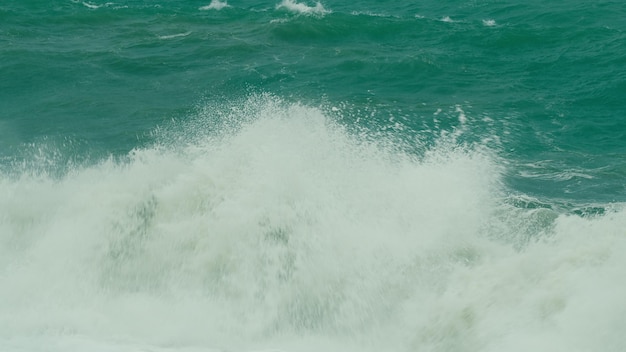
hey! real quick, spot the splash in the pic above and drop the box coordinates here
[1,95,625,352]
[276,0,330,16]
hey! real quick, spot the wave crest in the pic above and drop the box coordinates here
[199,0,230,11]
[276,0,330,16]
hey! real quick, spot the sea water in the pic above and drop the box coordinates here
[1,1,626,351]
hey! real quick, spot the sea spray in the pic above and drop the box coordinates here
[1,96,625,352]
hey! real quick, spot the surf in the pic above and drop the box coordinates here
[1,95,625,351]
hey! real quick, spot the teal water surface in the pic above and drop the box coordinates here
[2,1,626,351]
[2,0,625,203]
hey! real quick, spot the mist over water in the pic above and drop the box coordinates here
[2,96,625,352]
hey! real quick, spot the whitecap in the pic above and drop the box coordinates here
[82,1,100,9]
[276,0,330,16]
[199,0,230,11]
[158,31,192,40]
[270,18,290,24]
[81,2,119,9]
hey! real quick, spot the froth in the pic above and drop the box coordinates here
[276,0,330,16]
[1,95,625,351]
[199,0,230,11]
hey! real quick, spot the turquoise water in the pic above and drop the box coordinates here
[1,1,626,351]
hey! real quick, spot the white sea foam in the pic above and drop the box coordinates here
[1,95,626,351]
[350,11,395,18]
[199,0,230,11]
[276,0,330,16]
[455,104,467,124]
[82,1,100,9]
[270,18,290,24]
[81,1,116,9]
[158,32,192,40]
[483,19,497,27]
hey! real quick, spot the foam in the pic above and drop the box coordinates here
[81,1,115,9]
[82,2,100,9]
[199,0,230,11]
[276,0,330,16]
[1,95,625,351]
[159,32,192,40]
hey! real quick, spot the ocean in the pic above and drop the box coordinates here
[1,1,625,351]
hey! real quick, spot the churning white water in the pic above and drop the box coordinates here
[1,96,625,352]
